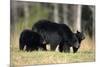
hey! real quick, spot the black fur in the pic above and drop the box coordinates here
[73,31,85,53]
[32,20,84,53]
[19,29,46,52]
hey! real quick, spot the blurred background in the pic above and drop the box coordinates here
[11,0,95,38]
[10,0,95,65]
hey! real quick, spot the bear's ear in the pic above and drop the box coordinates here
[77,30,79,33]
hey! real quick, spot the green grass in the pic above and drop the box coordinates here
[11,46,95,66]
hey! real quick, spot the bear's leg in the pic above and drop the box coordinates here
[30,47,34,51]
[41,44,47,51]
[25,45,30,52]
[59,41,64,52]
[59,45,63,52]
[19,42,25,50]
[33,45,38,51]
[29,43,34,51]
[35,47,38,51]
[63,44,70,53]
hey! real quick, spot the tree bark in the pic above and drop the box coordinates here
[63,4,68,25]
[76,5,82,32]
[24,2,29,28]
[68,5,82,32]
[53,4,59,23]
[11,0,18,24]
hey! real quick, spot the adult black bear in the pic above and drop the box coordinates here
[19,29,46,52]
[32,20,83,53]
[32,20,62,51]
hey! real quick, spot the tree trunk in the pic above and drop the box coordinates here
[24,2,29,28]
[76,5,82,32]
[63,4,68,25]
[53,4,59,23]
[11,0,18,24]
[89,6,95,41]
[11,0,18,34]
[68,5,82,32]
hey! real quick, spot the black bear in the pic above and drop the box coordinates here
[32,20,81,53]
[32,20,62,51]
[73,31,85,53]
[19,29,46,52]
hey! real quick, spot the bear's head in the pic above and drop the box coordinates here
[73,30,85,53]
[76,30,85,44]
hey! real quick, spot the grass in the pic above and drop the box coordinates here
[11,51,95,66]
[10,33,95,66]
